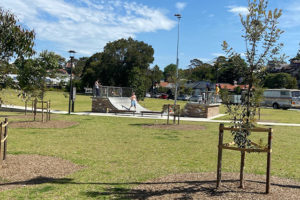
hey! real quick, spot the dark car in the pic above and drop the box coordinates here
[160,93,168,99]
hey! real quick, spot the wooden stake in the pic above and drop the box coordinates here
[217,123,224,188]
[3,118,7,160]
[266,128,272,194]
[167,105,170,125]
[240,151,246,188]
[25,100,27,115]
[0,122,2,165]
[42,101,44,122]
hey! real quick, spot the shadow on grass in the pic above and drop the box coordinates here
[1,177,299,199]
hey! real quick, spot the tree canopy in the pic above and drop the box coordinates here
[81,38,154,99]
[16,50,60,100]
[264,73,297,89]
[0,8,35,62]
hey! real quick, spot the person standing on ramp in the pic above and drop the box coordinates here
[129,92,137,110]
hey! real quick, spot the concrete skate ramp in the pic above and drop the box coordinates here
[108,97,149,113]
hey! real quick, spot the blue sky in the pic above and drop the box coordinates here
[1,0,300,70]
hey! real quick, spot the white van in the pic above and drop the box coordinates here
[261,89,300,109]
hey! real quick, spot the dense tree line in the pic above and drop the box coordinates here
[81,38,154,99]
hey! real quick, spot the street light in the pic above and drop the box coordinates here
[174,13,181,106]
[68,50,76,114]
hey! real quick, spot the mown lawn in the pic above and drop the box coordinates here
[0,89,187,113]
[216,105,300,124]
[0,112,299,199]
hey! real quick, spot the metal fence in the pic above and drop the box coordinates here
[94,86,133,98]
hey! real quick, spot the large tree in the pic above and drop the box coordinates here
[81,38,154,99]
[0,8,35,62]
[163,64,177,82]
[264,73,297,89]
[0,8,35,89]
[222,0,284,148]
[216,55,248,84]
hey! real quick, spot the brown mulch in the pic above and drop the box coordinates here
[142,124,206,131]
[9,120,79,128]
[130,172,300,200]
[0,154,84,191]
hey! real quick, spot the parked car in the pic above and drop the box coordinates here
[145,93,151,98]
[151,93,161,98]
[189,95,203,103]
[160,93,168,99]
[177,94,191,101]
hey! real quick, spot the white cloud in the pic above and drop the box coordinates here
[175,2,186,11]
[280,3,300,28]
[0,0,176,56]
[199,58,213,63]
[227,6,249,16]
[212,53,225,57]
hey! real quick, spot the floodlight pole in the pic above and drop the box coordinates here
[174,13,181,105]
[68,50,76,114]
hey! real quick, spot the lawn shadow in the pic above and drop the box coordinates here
[1,176,299,198]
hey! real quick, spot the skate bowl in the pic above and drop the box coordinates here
[91,86,148,113]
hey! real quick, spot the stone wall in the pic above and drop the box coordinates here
[182,103,220,118]
[91,97,114,112]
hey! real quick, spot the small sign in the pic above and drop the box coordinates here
[72,87,76,101]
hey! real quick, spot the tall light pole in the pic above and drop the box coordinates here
[174,13,181,105]
[68,50,76,114]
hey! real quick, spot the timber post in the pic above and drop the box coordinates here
[216,123,224,188]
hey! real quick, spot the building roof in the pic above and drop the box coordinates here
[218,83,249,91]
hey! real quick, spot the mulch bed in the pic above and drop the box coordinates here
[0,154,84,191]
[129,172,300,199]
[9,120,79,128]
[142,124,206,131]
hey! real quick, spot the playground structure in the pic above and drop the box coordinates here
[217,124,273,194]
[25,99,51,122]
[0,118,8,167]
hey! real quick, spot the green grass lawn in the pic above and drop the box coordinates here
[0,89,188,113]
[0,112,299,199]
[216,104,300,124]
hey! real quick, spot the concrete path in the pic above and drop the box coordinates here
[2,104,300,127]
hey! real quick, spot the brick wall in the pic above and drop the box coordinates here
[182,103,219,118]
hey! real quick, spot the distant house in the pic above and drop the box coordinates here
[218,83,249,91]
[159,81,174,88]
[185,81,215,95]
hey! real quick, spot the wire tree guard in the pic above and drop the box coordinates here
[0,118,8,167]
[216,123,273,194]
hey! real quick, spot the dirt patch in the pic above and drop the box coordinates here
[9,120,79,128]
[142,124,206,131]
[129,172,300,199]
[0,154,84,191]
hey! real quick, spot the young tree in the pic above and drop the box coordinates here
[222,0,283,148]
[16,50,60,101]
